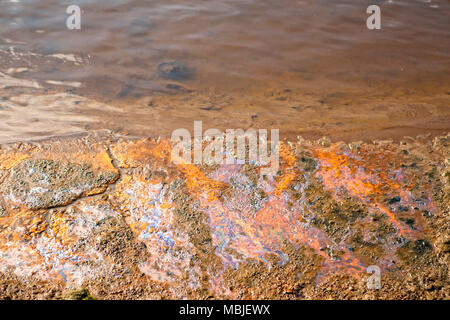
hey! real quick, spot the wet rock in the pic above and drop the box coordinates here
[0,133,448,300]
[92,216,148,265]
[7,159,118,209]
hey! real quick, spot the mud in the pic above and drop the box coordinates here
[0,131,448,300]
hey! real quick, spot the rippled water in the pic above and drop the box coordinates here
[0,0,449,143]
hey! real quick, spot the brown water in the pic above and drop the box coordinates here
[0,0,449,143]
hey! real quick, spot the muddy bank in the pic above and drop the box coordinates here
[0,131,448,299]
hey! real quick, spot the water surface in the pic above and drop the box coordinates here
[0,0,449,143]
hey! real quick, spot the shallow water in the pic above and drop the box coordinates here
[0,0,449,143]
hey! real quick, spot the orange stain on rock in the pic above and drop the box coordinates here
[273,142,296,196]
[111,138,172,169]
[0,152,31,170]
[315,144,423,238]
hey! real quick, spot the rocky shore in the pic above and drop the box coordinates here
[0,131,448,299]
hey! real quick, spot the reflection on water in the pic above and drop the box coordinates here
[0,0,449,143]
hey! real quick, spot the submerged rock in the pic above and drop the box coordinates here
[157,61,193,81]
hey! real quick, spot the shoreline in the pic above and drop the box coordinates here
[1,126,449,147]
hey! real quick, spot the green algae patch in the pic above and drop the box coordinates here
[63,288,97,300]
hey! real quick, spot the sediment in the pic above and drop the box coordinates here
[0,131,448,300]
